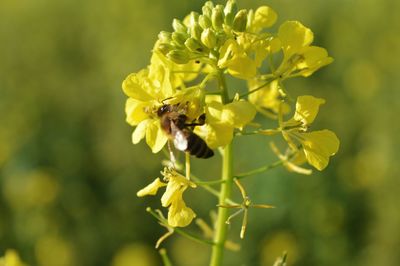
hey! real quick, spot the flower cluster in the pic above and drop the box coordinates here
[122,0,339,248]
[137,167,196,227]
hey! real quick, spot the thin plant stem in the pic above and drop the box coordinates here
[147,208,215,246]
[194,179,226,185]
[185,152,191,180]
[235,160,285,179]
[209,71,234,266]
[159,249,173,266]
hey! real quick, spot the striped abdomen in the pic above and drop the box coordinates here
[185,131,214,159]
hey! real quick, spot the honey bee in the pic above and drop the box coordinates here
[157,102,214,159]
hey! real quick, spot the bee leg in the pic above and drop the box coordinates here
[168,140,177,168]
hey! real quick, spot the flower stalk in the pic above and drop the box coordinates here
[210,142,233,266]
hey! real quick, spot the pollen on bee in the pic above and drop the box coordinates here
[174,131,188,151]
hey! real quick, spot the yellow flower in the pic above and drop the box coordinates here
[281,96,339,170]
[276,21,333,78]
[247,79,290,118]
[218,39,258,80]
[261,95,339,170]
[137,168,197,227]
[195,97,256,148]
[218,34,280,80]
[0,250,26,266]
[123,70,169,153]
[123,51,203,153]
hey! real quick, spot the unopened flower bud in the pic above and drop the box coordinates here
[199,14,212,29]
[187,11,199,27]
[212,5,224,30]
[224,0,237,26]
[158,31,172,43]
[157,43,173,55]
[202,1,214,17]
[254,6,277,28]
[172,19,187,33]
[233,9,248,32]
[191,23,203,40]
[201,28,217,49]
[224,0,237,15]
[167,50,190,64]
[172,32,188,46]
[185,38,205,53]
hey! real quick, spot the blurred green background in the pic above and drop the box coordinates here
[1,0,399,265]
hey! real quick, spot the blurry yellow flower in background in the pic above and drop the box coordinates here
[0,250,26,266]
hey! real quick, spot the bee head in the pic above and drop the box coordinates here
[157,104,171,117]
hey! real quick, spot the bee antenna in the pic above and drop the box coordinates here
[161,96,175,104]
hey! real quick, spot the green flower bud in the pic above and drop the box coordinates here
[203,1,214,17]
[191,23,203,40]
[185,38,205,53]
[224,0,237,26]
[187,11,199,27]
[247,9,254,30]
[199,14,212,29]
[201,28,217,49]
[224,0,237,16]
[157,43,173,55]
[167,50,190,64]
[172,32,188,46]
[172,19,187,33]
[233,9,248,32]
[212,5,224,30]
[158,31,172,43]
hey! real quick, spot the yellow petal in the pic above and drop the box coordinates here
[167,194,196,227]
[145,120,168,153]
[278,21,314,57]
[125,98,150,126]
[194,123,233,149]
[136,178,166,197]
[222,100,256,128]
[132,119,150,144]
[296,46,334,77]
[294,95,326,125]
[122,71,154,101]
[226,55,258,80]
[218,39,257,80]
[205,101,224,124]
[299,130,340,170]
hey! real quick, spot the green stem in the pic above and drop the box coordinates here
[147,208,215,246]
[209,71,234,266]
[210,143,233,266]
[235,160,284,179]
[159,249,173,266]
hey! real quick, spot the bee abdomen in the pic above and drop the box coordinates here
[186,133,214,159]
